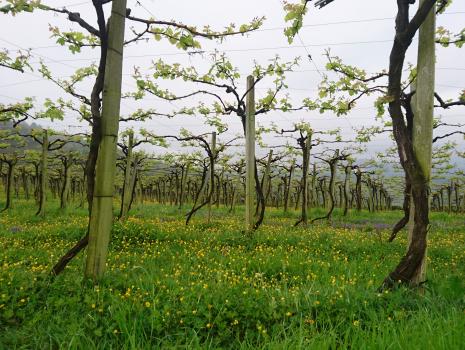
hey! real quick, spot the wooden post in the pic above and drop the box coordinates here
[408,0,435,286]
[310,163,316,207]
[284,160,295,213]
[60,155,72,210]
[262,150,273,205]
[128,155,138,208]
[327,149,339,217]
[4,159,15,211]
[120,130,134,220]
[355,167,362,211]
[343,161,352,216]
[37,130,48,217]
[301,134,311,225]
[207,131,216,224]
[179,162,189,209]
[245,75,255,232]
[85,0,127,282]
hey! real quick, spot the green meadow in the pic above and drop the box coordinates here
[0,202,463,349]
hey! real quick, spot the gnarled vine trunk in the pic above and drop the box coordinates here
[380,0,435,290]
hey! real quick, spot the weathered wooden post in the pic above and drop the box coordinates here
[37,130,48,217]
[245,75,255,232]
[60,154,72,210]
[179,162,190,209]
[407,0,435,287]
[262,150,273,205]
[343,161,352,216]
[120,130,134,221]
[284,160,295,213]
[301,134,311,225]
[207,131,216,224]
[85,0,128,282]
[310,163,317,207]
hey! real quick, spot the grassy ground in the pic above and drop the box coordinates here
[0,200,464,349]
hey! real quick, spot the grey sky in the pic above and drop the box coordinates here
[0,0,464,167]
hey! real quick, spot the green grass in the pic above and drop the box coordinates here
[0,200,464,349]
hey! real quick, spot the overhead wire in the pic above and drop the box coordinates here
[0,2,463,147]
[3,9,464,54]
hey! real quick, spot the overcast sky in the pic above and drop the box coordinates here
[0,0,464,167]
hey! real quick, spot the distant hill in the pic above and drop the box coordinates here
[0,121,87,153]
